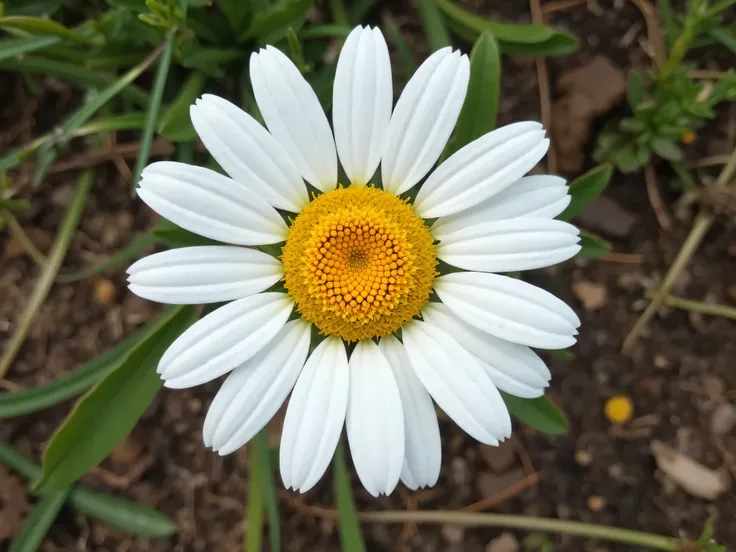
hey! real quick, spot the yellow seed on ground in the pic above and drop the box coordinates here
[604,395,633,424]
[282,185,437,342]
[681,130,696,145]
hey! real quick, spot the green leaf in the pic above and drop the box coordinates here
[501,393,568,435]
[2,0,66,17]
[347,0,375,25]
[671,162,697,191]
[158,71,206,142]
[651,136,682,161]
[657,0,677,52]
[0,16,97,45]
[709,27,736,56]
[576,231,611,258]
[0,443,177,538]
[333,440,366,552]
[418,0,451,51]
[245,0,312,42]
[445,31,499,158]
[547,349,574,361]
[132,31,175,189]
[219,0,250,35]
[0,312,166,418]
[179,46,241,76]
[0,34,58,63]
[35,306,198,491]
[9,487,71,552]
[626,71,645,109]
[558,163,613,221]
[383,17,415,79]
[438,0,578,55]
[299,24,352,39]
[152,220,220,247]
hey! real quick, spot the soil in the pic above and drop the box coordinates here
[1,1,735,551]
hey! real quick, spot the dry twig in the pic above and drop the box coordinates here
[530,0,557,173]
[644,164,673,231]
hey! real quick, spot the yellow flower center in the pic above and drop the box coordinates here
[282,186,437,342]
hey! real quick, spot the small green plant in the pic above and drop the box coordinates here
[595,0,736,173]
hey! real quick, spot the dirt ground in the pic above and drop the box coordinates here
[1,1,735,551]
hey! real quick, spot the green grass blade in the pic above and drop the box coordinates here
[0,443,177,537]
[71,112,147,138]
[0,58,150,106]
[132,31,175,190]
[0,15,97,45]
[9,487,71,552]
[384,17,416,79]
[0,310,168,418]
[347,0,376,25]
[0,170,93,379]
[0,34,59,62]
[333,440,366,552]
[418,0,451,51]
[254,431,280,551]
[709,27,736,55]
[299,24,352,39]
[657,0,677,52]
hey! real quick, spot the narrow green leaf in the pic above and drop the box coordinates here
[651,136,682,161]
[153,220,220,247]
[0,312,166,418]
[9,487,71,552]
[132,31,175,190]
[0,34,58,62]
[179,46,242,75]
[245,0,312,42]
[383,18,415,80]
[2,0,66,17]
[35,306,198,490]
[0,443,177,538]
[626,71,645,109]
[0,16,97,45]
[158,71,206,142]
[347,0,376,25]
[501,393,568,435]
[657,0,677,52]
[558,163,613,221]
[72,112,148,137]
[333,440,366,552]
[438,0,577,55]
[0,58,150,106]
[418,0,451,51]
[219,0,251,35]
[671,162,697,191]
[299,24,351,39]
[710,27,736,56]
[547,349,574,361]
[576,231,611,258]
[445,31,499,158]
[254,431,280,552]
[245,438,266,552]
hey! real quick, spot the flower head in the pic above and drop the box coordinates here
[128,25,581,496]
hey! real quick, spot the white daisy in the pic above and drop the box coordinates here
[128,25,581,497]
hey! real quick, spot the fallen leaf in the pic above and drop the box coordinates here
[651,440,730,499]
[711,403,736,436]
[486,532,519,552]
[572,281,607,310]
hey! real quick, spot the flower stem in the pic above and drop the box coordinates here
[352,511,680,550]
[652,293,736,320]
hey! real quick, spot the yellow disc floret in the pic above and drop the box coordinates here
[282,186,436,342]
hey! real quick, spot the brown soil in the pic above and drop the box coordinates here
[2,1,735,551]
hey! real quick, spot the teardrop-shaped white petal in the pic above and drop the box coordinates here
[346,340,404,496]
[422,303,548,398]
[431,175,570,240]
[401,319,511,445]
[333,26,392,186]
[190,94,308,212]
[379,336,441,490]
[280,337,348,493]
[138,161,288,246]
[437,218,581,273]
[158,292,293,388]
[381,48,469,195]
[127,246,283,304]
[203,319,311,455]
[413,122,550,219]
[250,46,337,191]
[434,271,580,349]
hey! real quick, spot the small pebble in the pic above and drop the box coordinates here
[711,403,736,436]
[575,449,593,466]
[94,278,117,305]
[587,495,606,512]
[485,532,519,552]
[442,525,465,544]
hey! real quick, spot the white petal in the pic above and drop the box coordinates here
[158,292,293,388]
[190,94,308,212]
[381,48,469,195]
[413,122,550,219]
[280,336,348,493]
[437,218,581,273]
[250,46,337,191]
[401,320,511,445]
[422,303,548,398]
[431,175,570,240]
[333,26,392,186]
[127,245,283,304]
[138,161,288,246]
[434,271,580,349]
[346,341,404,496]
[379,336,441,490]
[203,319,311,454]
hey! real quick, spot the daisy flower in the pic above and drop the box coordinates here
[128,25,581,497]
